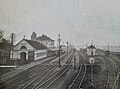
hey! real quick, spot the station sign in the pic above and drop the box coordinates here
[57,39,62,42]
[89,57,95,64]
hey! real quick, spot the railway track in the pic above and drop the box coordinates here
[98,55,117,89]
[23,52,74,89]
[0,65,54,89]
[106,56,119,75]
[0,56,56,82]
[110,55,120,72]
[0,56,63,89]
[98,50,120,89]
[0,64,49,88]
[0,56,56,80]
[38,65,72,89]
[10,65,56,89]
[107,55,120,89]
[4,52,74,89]
[69,51,87,89]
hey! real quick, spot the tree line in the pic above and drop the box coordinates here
[0,29,15,65]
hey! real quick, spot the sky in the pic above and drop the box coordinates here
[0,0,120,47]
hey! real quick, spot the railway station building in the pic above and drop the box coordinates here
[11,39,47,64]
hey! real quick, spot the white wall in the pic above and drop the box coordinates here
[13,40,34,50]
[11,50,29,60]
[11,39,34,60]
[11,51,19,60]
[34,49,47,60]
[87,48,96,56]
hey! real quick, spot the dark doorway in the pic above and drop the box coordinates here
[20,52,26,64]
[91,51,93,57]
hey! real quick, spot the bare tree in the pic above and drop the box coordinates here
[0,28,4,42]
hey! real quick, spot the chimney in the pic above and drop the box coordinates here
[23,35,25,39]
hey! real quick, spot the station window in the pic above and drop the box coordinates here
[37,52,46,57]
[20,46,27,50]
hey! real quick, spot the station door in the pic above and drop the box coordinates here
[20,52,26,64]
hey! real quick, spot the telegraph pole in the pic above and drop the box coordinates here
[79,53,80,69]
[74,55,76,70]
[89,57,95,87]
[91,40,93,45]
[67,41,69,58]
[11,33,14,60]
[58,34,61,68]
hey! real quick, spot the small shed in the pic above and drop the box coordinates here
[87,45,96,56]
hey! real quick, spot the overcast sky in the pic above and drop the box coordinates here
[0,0,120,47]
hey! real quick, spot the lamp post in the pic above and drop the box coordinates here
[58,34,61,68]
[91,63,93,86]
[67,41,69,58]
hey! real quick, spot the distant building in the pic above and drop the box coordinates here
[87,45,96,56]
[31,32,54,48]
[36,34,54,48]
[11,39,47,64]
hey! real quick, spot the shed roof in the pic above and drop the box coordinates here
[88,45,96,49]
[24,39,47,50]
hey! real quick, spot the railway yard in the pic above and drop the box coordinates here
[0,49,120,89]
[1,0,120,89]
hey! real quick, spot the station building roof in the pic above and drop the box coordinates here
[36,34,54,41]
[24,39,47,50]
[13,39,47,50]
